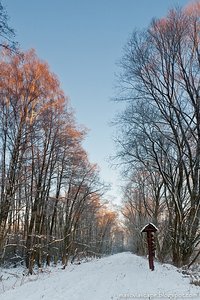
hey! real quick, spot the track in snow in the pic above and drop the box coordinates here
[1,252,200,300]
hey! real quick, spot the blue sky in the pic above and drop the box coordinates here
[4,0,191,204]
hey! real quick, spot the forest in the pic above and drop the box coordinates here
[115,2,200,268]
[0,4,123,274]
[0,1,199,275]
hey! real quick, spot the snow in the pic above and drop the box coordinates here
[0,252,199,300]
[140,223,158,233]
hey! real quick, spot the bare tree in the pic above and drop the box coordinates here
[0,48,119,271]
[0,1,16,50]
[116,4,200,266]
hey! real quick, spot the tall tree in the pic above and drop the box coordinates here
[115,3,200,266]
[0,49,118,271]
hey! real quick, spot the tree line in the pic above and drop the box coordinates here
[115,2,200,267]
[0,3,123,273]
[0,48,122,273]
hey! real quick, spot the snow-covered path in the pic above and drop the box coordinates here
[1,252,199,300]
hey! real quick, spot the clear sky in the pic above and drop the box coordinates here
[4,0,191,205]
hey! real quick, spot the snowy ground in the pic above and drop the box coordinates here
[0,252,199,300]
